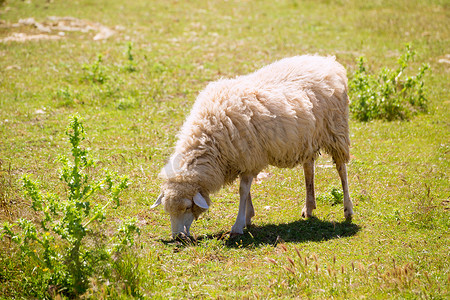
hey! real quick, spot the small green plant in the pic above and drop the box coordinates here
[124,42,137,72]
[116,96,140,110]
[349,44,429,121]
[82,54,109,84]
[55,86,82,107]
[317,187,343,206]
[2,115,139,298]
[150,61,166,74]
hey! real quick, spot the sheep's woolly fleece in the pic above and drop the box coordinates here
[160,55,350,212]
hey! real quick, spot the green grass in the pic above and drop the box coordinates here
[1,0,449,298]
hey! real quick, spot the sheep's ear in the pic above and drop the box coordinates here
[193,192,209,209]
[151,193,164,209]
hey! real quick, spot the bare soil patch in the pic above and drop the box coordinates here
[0,16,116,42]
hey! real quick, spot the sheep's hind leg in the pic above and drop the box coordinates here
[336,162,354,220]
[231,175,253,235]
[301,159,316,218]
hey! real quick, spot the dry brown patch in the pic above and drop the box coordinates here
[0,16,116,43]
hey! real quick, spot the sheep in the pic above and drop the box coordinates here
[151,55,354,238]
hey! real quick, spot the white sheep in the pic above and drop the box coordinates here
[152,55,354,238]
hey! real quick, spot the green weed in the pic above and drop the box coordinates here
[123,42,138,72]
[116,96,140,110]
[55,86,82,107]
[82,54,109,84]
[317,187,344,206]
[349,44,429,121]
[1,115,139,298]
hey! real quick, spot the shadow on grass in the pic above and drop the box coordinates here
[159,217,360,248]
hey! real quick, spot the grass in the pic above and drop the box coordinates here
[1,0,449,298]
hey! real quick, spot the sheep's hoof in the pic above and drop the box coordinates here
[301,206,313,218]
[174,233,193,244]
[230,224,244,236]
[229,231,243,237]
[344,208,354,221]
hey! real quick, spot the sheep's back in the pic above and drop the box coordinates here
[174,55,350,188]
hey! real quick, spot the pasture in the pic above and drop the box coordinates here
[0,0,449,298]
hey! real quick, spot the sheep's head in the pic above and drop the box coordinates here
[151,182,210,239]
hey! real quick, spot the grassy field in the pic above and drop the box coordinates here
[0,0,449,298]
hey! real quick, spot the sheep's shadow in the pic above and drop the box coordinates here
[159,217,360,248]
[225,218,360,248]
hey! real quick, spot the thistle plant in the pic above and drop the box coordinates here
[2,115,138,298]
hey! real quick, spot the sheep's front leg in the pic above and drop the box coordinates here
[231,175,253,235]
[246,191,255,226]
[301,159,316,218]
[336,162,354,220]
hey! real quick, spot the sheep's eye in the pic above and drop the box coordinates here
[185,205,192,212]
